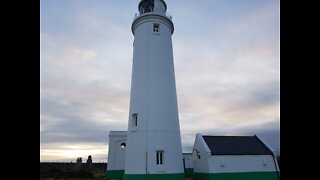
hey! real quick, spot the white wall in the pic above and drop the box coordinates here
[183,153,193,169]
[192,134,210,173]
[107,131,127,171]
[125,5,183,175]
[208,155,278,173]
[192,134,279,174]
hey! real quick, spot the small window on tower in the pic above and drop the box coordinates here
[153,23,160,32]
[156,150,164,165]
[132,113,138,126]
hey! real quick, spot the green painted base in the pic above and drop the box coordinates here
[106,170,125,179]
[124,173,185,180]
[185,168,194,176]
[194,171,279,180]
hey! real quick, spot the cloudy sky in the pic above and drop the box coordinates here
[40,0,280,162]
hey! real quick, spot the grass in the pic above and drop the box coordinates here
[40,177,106,180]
[41,178,105,180]
[41,177,193,180]
[40,171,107,180]
[40,172,194,180]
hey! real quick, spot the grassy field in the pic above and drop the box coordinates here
[41,178,105,180]
[41,178,194,180]
[40,171,107,180]
[40,171,194,180]
[41,177,194,180]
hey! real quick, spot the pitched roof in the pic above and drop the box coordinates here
[202,135,273,155]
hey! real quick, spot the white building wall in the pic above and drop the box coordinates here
[183,153,193,169]
[107,131,127,171]
[125,5,183,175]
[192,134,210,173]
[208,155,278,173]
[192,134,279,174]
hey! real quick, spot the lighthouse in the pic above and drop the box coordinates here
[124,0,184,179]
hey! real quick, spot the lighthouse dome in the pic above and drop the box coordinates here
[138,0,167,15]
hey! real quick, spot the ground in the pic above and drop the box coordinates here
[107,178,193,180]
[40,171,194,180]
[41,178,193,180]
[40,176,106,180]
[40,171,106,180]
[41,178,105,180]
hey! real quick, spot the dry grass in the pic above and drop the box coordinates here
[92,171,106,178]
[40,172,106,180]
[41,175,193,180]
[41,178,105,180]
[106,179,192,180]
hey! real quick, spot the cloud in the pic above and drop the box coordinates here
[180,120,279,154]
[41,142,108,162]
[173,1,279,151]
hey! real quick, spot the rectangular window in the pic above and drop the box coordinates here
[153,23,159,32]
[156,151,164,165]
[132,113,138,126]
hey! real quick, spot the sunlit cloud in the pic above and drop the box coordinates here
[41,142,108,162]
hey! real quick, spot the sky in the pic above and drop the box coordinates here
[40,0,280,162]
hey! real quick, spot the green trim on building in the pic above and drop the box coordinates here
[106,170,125,179]
[194,171,279,180]
[185,168,194,176]
[124,173,185,180]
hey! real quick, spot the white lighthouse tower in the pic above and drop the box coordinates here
[124,0,184,179]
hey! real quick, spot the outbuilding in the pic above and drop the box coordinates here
[106,131,127,179]
[192,133,280,180]
[183,153,194,177]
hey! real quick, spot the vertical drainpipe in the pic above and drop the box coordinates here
[273,153,280,180]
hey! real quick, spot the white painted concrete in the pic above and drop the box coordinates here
[208,155,277,173]
[256,135,280,172]
[107,131,127,171]
[183,153,193,169]
[192,134,210,173]
[192,134,280,174]
[124,0,184,175]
